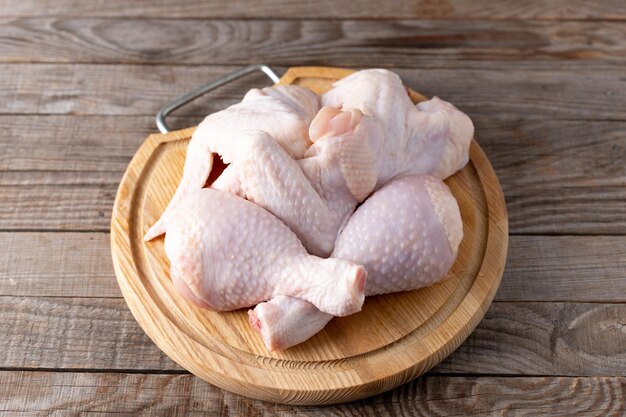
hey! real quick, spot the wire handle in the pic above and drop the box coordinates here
[156,64,281,133]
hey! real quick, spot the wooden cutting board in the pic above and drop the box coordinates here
[110,66,508,405]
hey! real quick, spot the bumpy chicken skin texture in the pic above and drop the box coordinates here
[164,188,366,317]
[150,70,472,261]
[149,69,472,351]
[221,70,472,260]
[249,175,463,351]
[144,85,319,241]
[211,107,383,257]
[322,69,474,186]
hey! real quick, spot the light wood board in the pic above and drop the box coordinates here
[110,66,508,404]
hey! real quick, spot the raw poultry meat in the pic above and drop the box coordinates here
[249,175,463,350]
[322,69,474,185]
[149,69,471,261]
[164,188,366,316]
[149,68,472,350]
[211,71,472,258]
[144,85,319,241]
[211,107,383,256]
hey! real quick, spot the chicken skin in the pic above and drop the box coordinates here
[164,188,366,317]
[249,175,462,350]
[145,85,319,240]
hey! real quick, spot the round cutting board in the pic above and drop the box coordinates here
[111,66,508,405]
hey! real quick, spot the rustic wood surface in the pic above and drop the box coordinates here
[2,373,625,417]
[4,297,626,376]
[109,67,507,404]
[1,0,625,413]
[1,19,626,65]
[2,0,625,19]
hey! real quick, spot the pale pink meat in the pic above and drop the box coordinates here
[147,69,473,350]
[211,107,382,256]
[230,71,471,258]
[144,85,319,241]
[249,175,462,351]
[322,69,474,185]
[164,188,366,317]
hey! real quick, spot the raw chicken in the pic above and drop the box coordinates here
[210,81,472,259]
[214,71,469,259]
[249,175,463,350]
[303,107,382,202]
[165,188,366,316]
[211,107,383,256]
[322,69,474,185]
[144,85,319,241]
[403,97,474,180]
[151,69,471,261]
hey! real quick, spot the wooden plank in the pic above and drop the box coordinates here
[0,115,183,172]
[1,372,626,416]
[2,116,625,233]
[1,18,625,65]
[0,64,250,117]
[498,235,626,302]
[2,296,626,375]
[0,64,625,120]
[0,296,180,371]
[435,302,626,376]
[3,233,626,302]
[0,233,120,298]
[477,118,626,235]
[0,171,118,231]
[1,0,624,19]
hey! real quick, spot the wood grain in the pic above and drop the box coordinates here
[0,116,187,172]
[0,232,120,298]
[437,302,626,376]
[3,233,625,302]
[478,118,626,235]
[109,66,507,404]
[0,0,623,412]
[1,0,624,19]
[2,116,624,234]
[1,18,625,65]
[0,296,179,371]
[0,64,624,120]
[1,372,626,416]
[498,236,626,302]
[3,297,626,377]
[0,115,149,172]
[0,170,117,231]
[0,64,249,116]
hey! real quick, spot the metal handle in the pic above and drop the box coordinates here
[156,64,281,133]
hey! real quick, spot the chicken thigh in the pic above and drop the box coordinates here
[322,69,474,185]
[208,84,470,258]
[145,85,319,240]
[249,175,462,350]
[165,188,366,316]
[211,107,383,256]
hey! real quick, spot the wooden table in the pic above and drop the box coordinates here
[1,1,625,415]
